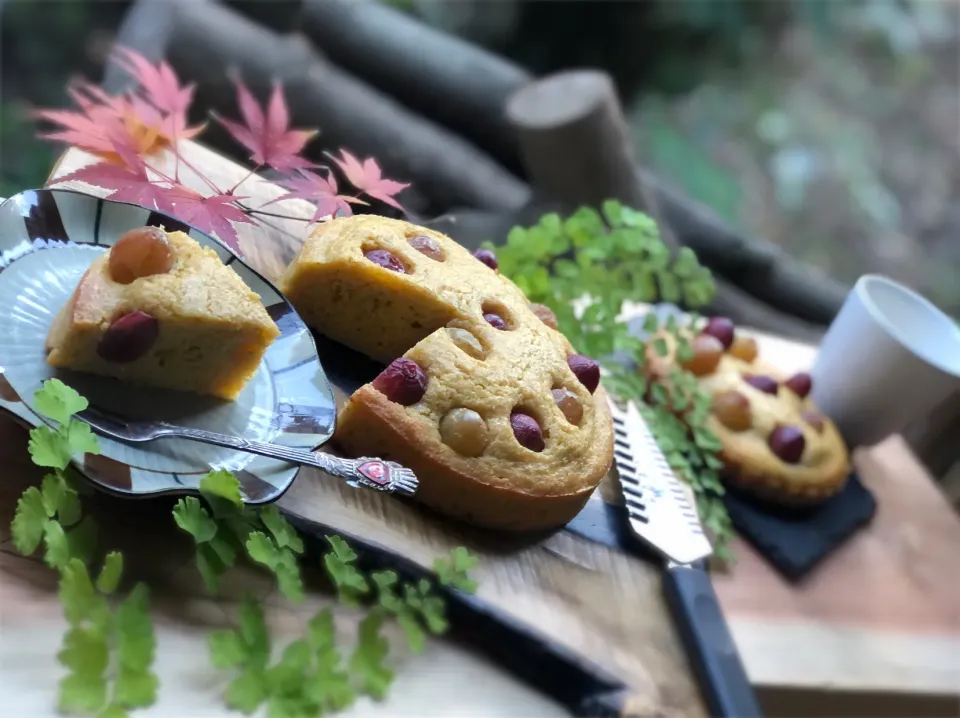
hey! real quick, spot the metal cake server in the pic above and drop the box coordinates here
[608,398,762,718]
[76,403,419,497]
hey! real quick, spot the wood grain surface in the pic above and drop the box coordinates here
[1,144,956,718]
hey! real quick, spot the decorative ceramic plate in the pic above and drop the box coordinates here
[0,188,336,504]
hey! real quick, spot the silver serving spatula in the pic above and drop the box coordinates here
[608,399,763,718]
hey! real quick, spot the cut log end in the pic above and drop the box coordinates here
[506,69,617,129]
[508,70,647,213]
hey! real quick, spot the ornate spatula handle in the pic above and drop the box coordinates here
[307,453,419,496]
[149,425,420,497]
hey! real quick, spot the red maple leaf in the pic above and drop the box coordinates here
[36,79,201,163]
[53,159,178,216]
[53,132,250,254]
[215,80,316,172]
[123,94,200,143]
[35,109,116,155]
[68,81,129,118]
[167,187,255,253]
[112,47,194,115]
[329,149,409,211]
[35,83,126,156]
[268,169,366,222]
[112,48,204,144]
[52,130,179,214]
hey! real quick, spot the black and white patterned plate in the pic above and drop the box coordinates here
[0,189,335,504]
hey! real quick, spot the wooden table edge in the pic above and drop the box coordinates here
[732,617,960,696]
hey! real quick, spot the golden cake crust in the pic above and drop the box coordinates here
[336,385,613,530]
[283,216,615,530]
[646,332,850,505]
[46,230,279,400]
[281,215,537,363]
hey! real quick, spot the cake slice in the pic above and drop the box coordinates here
[282,216,614,531]
[46,227,279,400]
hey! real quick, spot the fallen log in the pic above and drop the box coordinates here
[223,0,302,32]
[506,68,848,325]
[638,171,850,324]
[298,0,527,167]
[506,70,664,235]
[104,0,530,214]
[504,70,834,340]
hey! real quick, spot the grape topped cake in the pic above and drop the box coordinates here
[46,227,280,400]
[645,317,850,506]
[281,216,614,530]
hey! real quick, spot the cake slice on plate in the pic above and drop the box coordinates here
[282,215,614,531]
[46,226,279,400]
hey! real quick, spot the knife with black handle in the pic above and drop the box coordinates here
[608,398,763,718]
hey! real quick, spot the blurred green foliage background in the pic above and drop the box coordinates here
[0,0,129,196]
[2,0,957,315]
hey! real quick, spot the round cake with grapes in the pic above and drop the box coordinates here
[281,216,614,531]
[644,317,850,506]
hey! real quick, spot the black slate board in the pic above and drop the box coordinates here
[722,472,877,580]
[565,475,877,581]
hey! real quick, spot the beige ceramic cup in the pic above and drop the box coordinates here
[810,274,960,447]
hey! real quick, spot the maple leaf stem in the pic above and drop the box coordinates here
[141,162,179,188]
[245,207,314,223]
[228,167,259,195]
[174,153,225,195]
[168,121,181,183]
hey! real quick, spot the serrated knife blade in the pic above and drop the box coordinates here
[611,399,714,565]
[608,398,763,718]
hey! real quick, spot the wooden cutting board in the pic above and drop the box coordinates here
[34,143,707,717]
